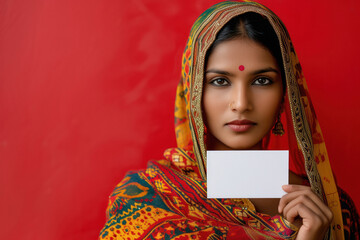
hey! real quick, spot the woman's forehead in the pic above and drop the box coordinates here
[206,39,278,69]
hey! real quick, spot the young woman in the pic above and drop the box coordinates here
[99,1,359,239]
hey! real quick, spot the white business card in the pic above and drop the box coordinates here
[207,150,289,198]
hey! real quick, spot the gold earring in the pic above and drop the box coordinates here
[272,114,285,136]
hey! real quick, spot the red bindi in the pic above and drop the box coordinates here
[238,65,245,71]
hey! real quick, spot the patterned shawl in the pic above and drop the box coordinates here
[99,1,350,239]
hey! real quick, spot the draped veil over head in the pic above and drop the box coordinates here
[100,1,359,239]
[176,1,343,237]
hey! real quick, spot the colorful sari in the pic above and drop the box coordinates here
[99,1,359,239]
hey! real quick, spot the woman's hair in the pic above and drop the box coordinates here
[205,12,285,89]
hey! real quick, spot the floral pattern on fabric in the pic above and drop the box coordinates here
[100,149,298,239]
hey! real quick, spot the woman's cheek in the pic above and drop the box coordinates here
[257,89,282,114]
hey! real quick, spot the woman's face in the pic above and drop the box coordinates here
[203,38,283,150]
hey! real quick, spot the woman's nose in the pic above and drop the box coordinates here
[229,85,252,112]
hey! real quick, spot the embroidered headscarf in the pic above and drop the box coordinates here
[174,1,344,239]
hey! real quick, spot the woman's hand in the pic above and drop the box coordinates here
[278,185,333,240]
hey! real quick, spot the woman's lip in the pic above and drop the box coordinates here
[226,119,256,125]
[225,119,256,132]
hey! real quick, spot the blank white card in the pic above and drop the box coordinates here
[207,150,288,198]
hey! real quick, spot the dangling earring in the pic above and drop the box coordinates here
[272,114,285,136]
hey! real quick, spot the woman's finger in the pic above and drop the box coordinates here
[282,194,329,224]
[279,185,333,222]
[284,203,329,240]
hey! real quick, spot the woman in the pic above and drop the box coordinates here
[99,1,359,239]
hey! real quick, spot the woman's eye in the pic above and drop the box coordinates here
[253,77,273,86]
[209,78,230,86]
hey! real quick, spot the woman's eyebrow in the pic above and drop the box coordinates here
[205,69,233,76]
[251,67,280,75]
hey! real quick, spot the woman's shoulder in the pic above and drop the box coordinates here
[105,148,201,208]
[338,187,360,239]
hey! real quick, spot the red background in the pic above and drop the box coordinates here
[1,0,359,239]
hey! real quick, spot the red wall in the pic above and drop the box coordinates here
[1,0,359,239]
